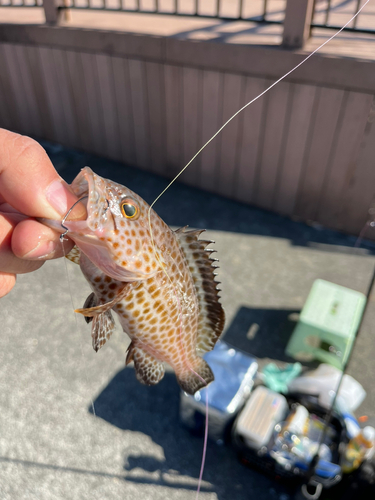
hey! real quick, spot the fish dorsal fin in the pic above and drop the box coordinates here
[65,245,81,265]
[175,227,225,355]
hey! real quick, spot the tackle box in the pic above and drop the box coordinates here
[232,389,346,491]
[234,386,289,449]
[179,341,258,443]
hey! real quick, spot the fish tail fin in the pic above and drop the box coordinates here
[177,357,214,395]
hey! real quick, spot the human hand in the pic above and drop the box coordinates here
[0,129,87,297]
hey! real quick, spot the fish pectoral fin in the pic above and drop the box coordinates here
[75,283,131,317]
[92,309,115,352]
[177,357,214,395]
[126,343,165,386]
[65,245,81,265]
[82,292,97,324]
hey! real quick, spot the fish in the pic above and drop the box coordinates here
[41,167,225,395]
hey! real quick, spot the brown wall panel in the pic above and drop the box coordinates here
[181,66,201,187]
[111,56,137,166]
[294,87,345,221]
[254,81,290,211]
[51,48,80,149]
[164,64,182,177]
[128,58,151,170]
[96,53,122,162]
[0,34,374,237]
[145,61,167,175]
[217,73,243,198]
[199,69,222,192]
[234,76,266,205]
[274,83,316,216]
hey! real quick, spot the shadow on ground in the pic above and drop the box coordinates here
[90,367,294,500]
[222,306,300,361]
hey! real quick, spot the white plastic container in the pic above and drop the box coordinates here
[233,386,288,450]
[287,363,366,412]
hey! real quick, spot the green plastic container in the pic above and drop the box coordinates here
[286,280,366,369]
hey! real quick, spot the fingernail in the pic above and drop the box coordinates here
[45,180,72,218]
[45,180,87,220]
[24,239,55,260]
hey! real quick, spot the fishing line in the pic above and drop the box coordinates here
[146,2,370,497]
[147,0,369,218]
[195,390,209,500]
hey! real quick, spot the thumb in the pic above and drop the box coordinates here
[0,129,86,221]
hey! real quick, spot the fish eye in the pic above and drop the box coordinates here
[120,198,140,220]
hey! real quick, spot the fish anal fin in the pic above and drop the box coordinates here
[175,227,225,355]
[65,245,81,265]
[127,343,165,386]
[92,309,115,352]
[177,357,214,395]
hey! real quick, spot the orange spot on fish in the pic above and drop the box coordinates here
[104,276,112,283]
[113,242,119,249]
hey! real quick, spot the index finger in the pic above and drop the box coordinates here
[0,129,86,220]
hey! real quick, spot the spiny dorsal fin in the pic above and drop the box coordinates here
[175,226,225,355]
[65,245,81,265]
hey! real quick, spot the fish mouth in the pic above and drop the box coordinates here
[70,166,113,234]
[39,167,113,243]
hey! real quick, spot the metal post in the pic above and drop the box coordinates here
[282,0,315,49]
[43,0,62,24]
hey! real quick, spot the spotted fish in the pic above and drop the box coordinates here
[41,167,225,395]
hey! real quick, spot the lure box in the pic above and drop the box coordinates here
[233,391,345,491]
[179,341,258,443]
[233,386,288,449]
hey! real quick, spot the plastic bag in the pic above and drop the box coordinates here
[287,364,366,412]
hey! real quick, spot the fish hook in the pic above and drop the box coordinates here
[60,195,89,242]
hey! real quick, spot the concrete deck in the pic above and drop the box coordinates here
[1,143,375,500]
